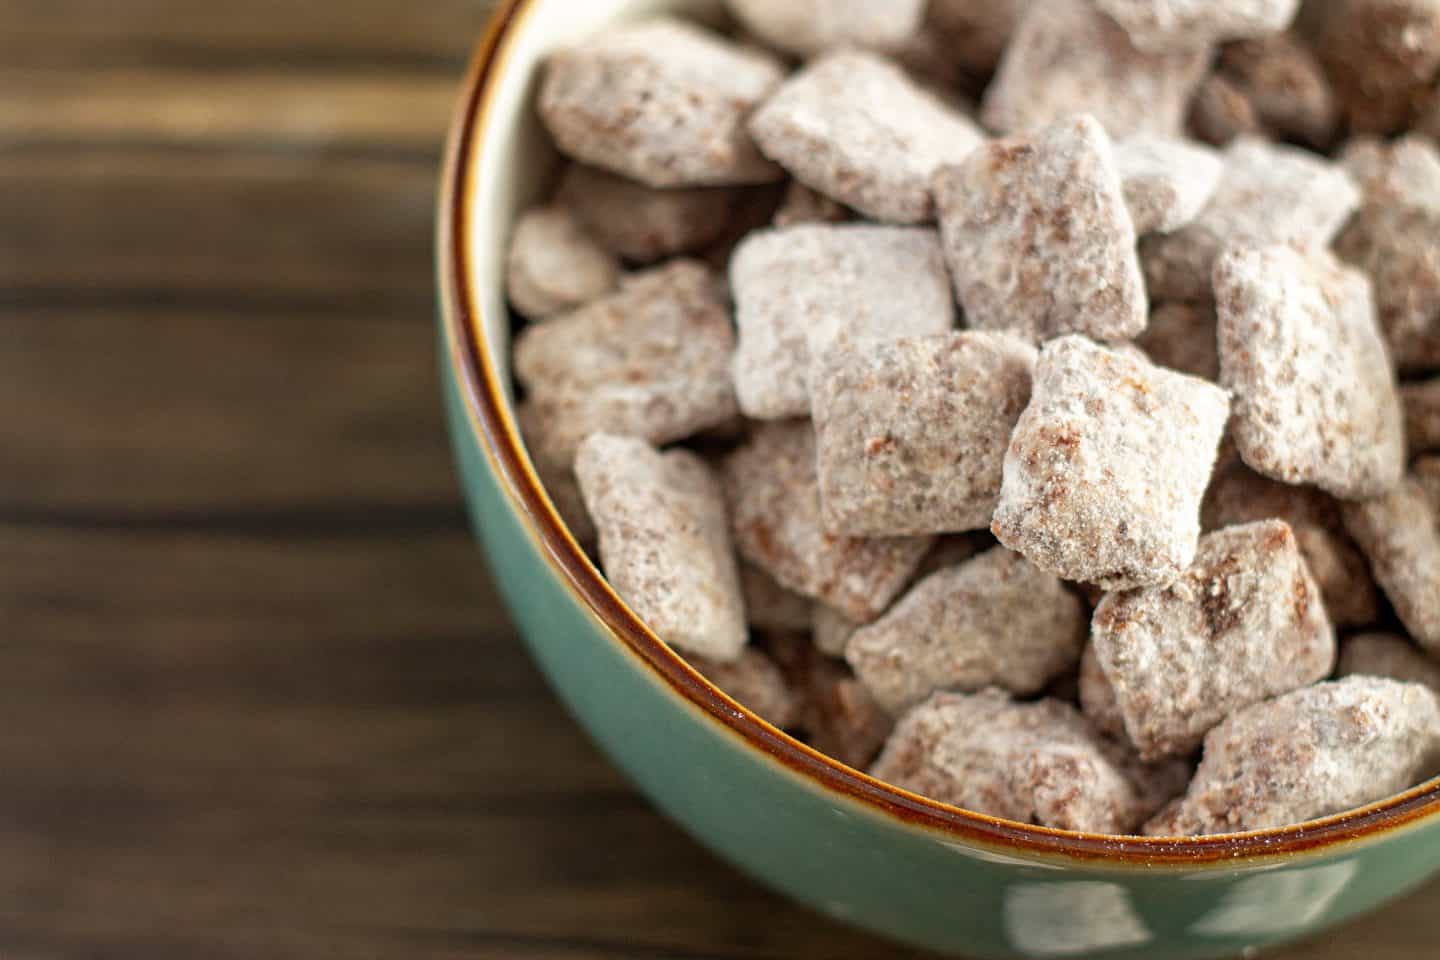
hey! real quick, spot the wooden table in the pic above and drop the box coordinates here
[0,3,1433,957]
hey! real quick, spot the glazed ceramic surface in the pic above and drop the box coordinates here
[436,2,1440,956]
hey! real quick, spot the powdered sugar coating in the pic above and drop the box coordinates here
[1114,134,1223,235]
[557,165,736,264]
[1344,476,1440,654]
[811,534,990,656]
[1339,633,1440,695]
[1201,461,1379,627]
[992,336,1231,589]
[847,547,1084,713]
[981,0,1210,138]
[1141,138,1361,302]
[575,434,747,662]
[1134,303,1220,381]
[1333,135,1440,371]
[725,0,926,57]
[812,332,1037,537]
[505,206,620,319]
[514,260,738,466]
[871,689,1176,833]
[690,647,800,728]
[933,115,1147,343]
[1096,0,1300,53]
[723,420,932,623]
[1404,378,1440,453]
[730,224,954,419]
[748,51,985,224]
[1145,677,1440,835]
[539,18,784,187]
[1091,520,1336,760]
[1215,243,1405,499]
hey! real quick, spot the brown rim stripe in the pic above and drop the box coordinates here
[438,0,1440,864]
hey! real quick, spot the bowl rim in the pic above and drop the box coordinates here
[438,0,1440,865]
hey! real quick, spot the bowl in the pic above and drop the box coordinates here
[435,2,1440,956]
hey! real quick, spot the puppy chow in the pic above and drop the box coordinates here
[575,434,747,661]
[748,51,985,224]
[992,336,1231,589]
[540,18,784,187]
[514,260,738,466]
[846,547,1086,714]
[934,115,1147,343]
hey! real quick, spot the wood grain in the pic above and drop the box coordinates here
[0,0,1435,956]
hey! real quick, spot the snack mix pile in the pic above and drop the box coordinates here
[506,0,1440,836]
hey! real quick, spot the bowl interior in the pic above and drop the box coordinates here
[446,0,1440,859]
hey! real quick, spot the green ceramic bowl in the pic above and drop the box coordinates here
[436,2,1440,955]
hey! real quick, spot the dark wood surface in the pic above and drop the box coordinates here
[0,3,1435,957]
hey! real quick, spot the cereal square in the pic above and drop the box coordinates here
[1215,243,1405,499]
[1114,134,1223,235]
[514,260,738,466]
[748,51,985,224]
[846,546,1086,713]
[1096,0,1300,53]
[540,18,784,187]
[725,0,926,57]
[722,420,933,622]
[871,689,1179,834]
[505,205,620,319]
[992,336,1231,589]
[1141,138,1361,302]
[811,332,1037,537]
[1145,677,1440,835]
[933,114,1147,343]
[1344,475,1440,654]
[730,224,954,419]
[1091,520,1336,760]
[557,164,737,264]
[575,433,747,661]
[1333,135,1440,372]
[981,0,1210,138]
[1202,459,1378,627]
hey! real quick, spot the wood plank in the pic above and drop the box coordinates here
[0,524,922,960]
[0,68,456,150]
[0,146,437,303]
[0,304,457,511]
[0,0,491,67]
